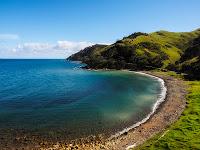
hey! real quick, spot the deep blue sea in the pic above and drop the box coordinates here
[0,59,161,141]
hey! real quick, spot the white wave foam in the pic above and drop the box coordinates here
[109,71,167,139]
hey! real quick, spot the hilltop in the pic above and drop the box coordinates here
[68,29,200,79]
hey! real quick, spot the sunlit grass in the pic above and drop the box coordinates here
[136,80,200,150]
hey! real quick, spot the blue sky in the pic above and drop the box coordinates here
[0,0,200,58]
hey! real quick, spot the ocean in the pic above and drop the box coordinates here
[0,59,162,141]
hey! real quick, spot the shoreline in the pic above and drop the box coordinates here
[104,71,187,150]
[0,70,187,150]
[109,71,167,139]
[42,70,187,150]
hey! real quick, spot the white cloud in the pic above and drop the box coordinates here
[16,43,52,51]
[56,41,93,50]
[0,34,19,40]
[0,41,93,58]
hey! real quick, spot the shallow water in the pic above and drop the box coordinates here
[0,59,161,140]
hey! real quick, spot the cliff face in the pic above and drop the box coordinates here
[68,29,200,79]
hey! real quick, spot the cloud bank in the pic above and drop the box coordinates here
[0,34,19,40]
[0,41,93,58]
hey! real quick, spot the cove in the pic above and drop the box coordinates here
[0,59,163,141]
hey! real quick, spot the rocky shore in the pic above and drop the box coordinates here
[104,71,187,150]
[0,71,187,150]
[41,71,187,150]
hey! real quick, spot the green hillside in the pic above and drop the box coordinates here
[68,29,200,79]
[178,36,200,80]
[137,80,200,150]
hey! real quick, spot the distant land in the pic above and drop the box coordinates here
[68,28,200,80]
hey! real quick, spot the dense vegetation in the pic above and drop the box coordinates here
[137,80,200,150]
[68,29,200,79]
[178,36,200,80]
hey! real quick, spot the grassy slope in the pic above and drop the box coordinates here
[121,32,182,67]
[136,77,200,150]
[68,29,200,70]
[123,29,200,67]
[178,35,200,80]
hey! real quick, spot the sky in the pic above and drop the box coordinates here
[0,0,200,58]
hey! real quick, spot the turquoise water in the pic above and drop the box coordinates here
[0,59,161,141]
